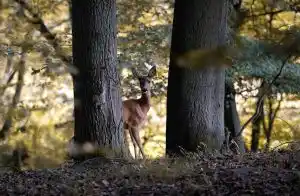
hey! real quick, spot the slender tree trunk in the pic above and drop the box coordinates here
[71,0,124,157]
[251,85,265,152]
[263,94,282,151]
[251,109,263,152]
[166,0,228,155]
[224,81,245,153]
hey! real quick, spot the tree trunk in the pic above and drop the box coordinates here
[251,86,265,152]
[263,94,282,151]
[251,104,263,152]
[166,0,228,155]
[224,81,245,153]
[71,0,124,157]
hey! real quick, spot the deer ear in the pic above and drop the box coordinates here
[148,66,156,78]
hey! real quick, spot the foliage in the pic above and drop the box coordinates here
[0,0,300,169]
[0,0,173,167]
[226,36,300,94]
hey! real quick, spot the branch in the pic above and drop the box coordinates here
[275,116,297,133]
[235,55,291,138]
[248,10,284,18]
[3,47,14,81]
[14,0,73,72]
[0,49,26,140]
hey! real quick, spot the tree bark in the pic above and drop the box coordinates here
[263,94,282,151]
[166,0,228,155]
[224,81,245,153]
[71,0,124,157]
[251,85,265,152]
[251,103,263,152]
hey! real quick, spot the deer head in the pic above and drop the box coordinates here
[131,65,156,94]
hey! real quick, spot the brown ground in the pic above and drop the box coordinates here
[0,150,299,196]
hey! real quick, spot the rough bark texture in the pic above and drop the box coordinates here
[166,0,228,155]
[71,0,124,155]
[224,82,246,153]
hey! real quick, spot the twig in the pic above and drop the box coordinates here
[275,116,297,133]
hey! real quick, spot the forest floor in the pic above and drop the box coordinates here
[0,150,299,196]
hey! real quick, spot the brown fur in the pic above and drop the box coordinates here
[123,66,156,159]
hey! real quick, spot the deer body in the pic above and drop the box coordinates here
[123,66,156,159]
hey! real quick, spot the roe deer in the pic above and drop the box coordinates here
[123,65,156,159]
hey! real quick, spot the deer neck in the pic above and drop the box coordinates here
[139,90,151,113]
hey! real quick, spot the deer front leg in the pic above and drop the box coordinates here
[130,127,145,159]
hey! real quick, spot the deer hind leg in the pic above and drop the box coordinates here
[123,128,132,158]
[128,128,138,159]
[130,127,145,159]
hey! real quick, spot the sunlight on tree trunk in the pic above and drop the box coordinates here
[263,94,282,151]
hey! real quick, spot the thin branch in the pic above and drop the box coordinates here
[14,0,73,69]
[0,47,17,95]
[248,10,284,18]
[235,55,291,138]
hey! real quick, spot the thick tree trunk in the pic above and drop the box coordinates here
[224,81,245,153]
[71,0,124,157]
[166,0,228,155]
